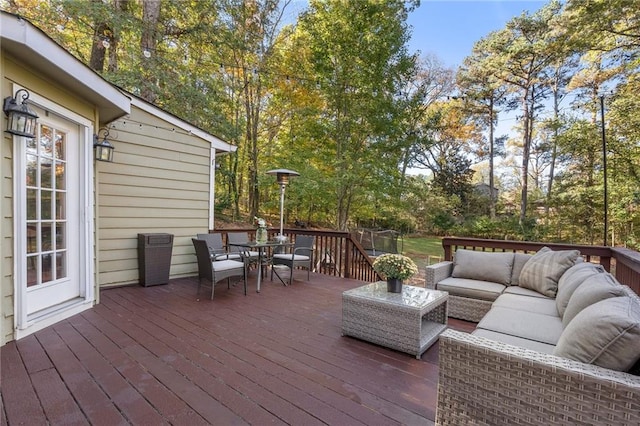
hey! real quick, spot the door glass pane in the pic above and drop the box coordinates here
[41,253,53,282]
[55,163,65,189]
[41,190,52,220]
[40,126,53,157]
[26,189,37,220]
[56,192,65,219]
[54,131,65,160]
[56,252,67,279]
[26,155,37,186]
[41,158,52,189]
[26,137,37,154]
[56,223,66,249]
[41,222,53,251]
[27,224,38,254]
[27,256,38,287]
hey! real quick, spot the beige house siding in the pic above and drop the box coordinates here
[1,121,14,346]
[96,105,212,288]
[1,54,100,344]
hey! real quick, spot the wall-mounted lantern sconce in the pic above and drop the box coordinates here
[3,89,39,138]
[94,127,115,162]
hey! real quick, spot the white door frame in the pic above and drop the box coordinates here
[13,85,95,338]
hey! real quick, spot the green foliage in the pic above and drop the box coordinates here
[7,0,640,247]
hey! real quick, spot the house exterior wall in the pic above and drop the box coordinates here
[1,53,98,345]
[96,105,212,288]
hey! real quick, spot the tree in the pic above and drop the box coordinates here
[410,101,482,211]
[291,0,419,230]
[457,49,508,219]
[400,55,456,183]
[471,1,562,228]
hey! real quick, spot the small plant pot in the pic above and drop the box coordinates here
[386,278,403,293]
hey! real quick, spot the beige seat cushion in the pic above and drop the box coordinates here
[555,296,640,372]
[437,277,506,302]
[477,306,564,345]
[503,286,550,299]
[492,293,559,317]
[451,249,514,285]
[518,247,581,297]
[211,259,245,272]
[473,329,555,354]
[562,273,626,327]
[556,262,605,317]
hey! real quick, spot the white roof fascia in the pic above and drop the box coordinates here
[1,12,130,122]
[129,97,237,154]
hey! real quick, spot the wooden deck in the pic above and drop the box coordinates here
[1,271,475,425]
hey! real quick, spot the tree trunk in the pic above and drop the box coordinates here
[519,94,531,227]
[106,0,130,72]
[488,95,496,219]
[89,22,109,72]
[546,85,559,221]
[140,0,161,103]
[89,0,109,72]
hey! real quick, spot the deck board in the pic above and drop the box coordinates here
[1,272,475,425]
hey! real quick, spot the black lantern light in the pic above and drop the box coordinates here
[94,127,115,162]
[3,89,39,138]
[266,168,300,242]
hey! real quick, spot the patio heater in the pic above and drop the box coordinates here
[266,169,300,242]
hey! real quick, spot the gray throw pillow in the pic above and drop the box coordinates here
[451,249,514,285]
[555,262,604,317]
[554,296,640,372]
[562,273,626,327]
[510,253,533,286]
[518,247,581,298]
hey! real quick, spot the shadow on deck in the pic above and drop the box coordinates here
[1,271,474,425]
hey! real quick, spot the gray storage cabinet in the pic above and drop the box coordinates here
[138,233,174,286]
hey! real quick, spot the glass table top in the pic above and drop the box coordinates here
[343,281,447,308]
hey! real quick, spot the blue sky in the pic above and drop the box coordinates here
[407,0,547,68]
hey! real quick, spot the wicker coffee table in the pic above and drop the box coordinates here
[342,282,448,358]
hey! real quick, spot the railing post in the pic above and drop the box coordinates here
[443,241,453,261]
[344,239,351,279]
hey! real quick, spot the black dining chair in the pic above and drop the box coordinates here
[192,238,247,299]
[196,233,242,261]
[227,231,261,268]
[271,235,315,286]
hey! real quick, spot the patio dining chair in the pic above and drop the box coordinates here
[271,235,315,286]
[227,231,260,268]
[196,233,242,261]
[192,238,247,299]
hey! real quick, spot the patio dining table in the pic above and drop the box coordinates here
[229,240,293,292]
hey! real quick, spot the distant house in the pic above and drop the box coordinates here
[474,182,499,199]
[1,12,235,344]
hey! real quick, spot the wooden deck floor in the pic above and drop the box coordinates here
[1,271,475,425]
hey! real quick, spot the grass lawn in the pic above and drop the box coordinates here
[401,235,445,270]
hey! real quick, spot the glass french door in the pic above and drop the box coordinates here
[22,115,80,316]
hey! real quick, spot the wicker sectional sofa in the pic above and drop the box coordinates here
[426,248,640,425]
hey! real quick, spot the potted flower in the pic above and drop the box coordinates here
[372,253,418,293]
[254,216,269,243]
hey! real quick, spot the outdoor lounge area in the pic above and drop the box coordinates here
[3,232,640,425]
[0,270,474,425]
